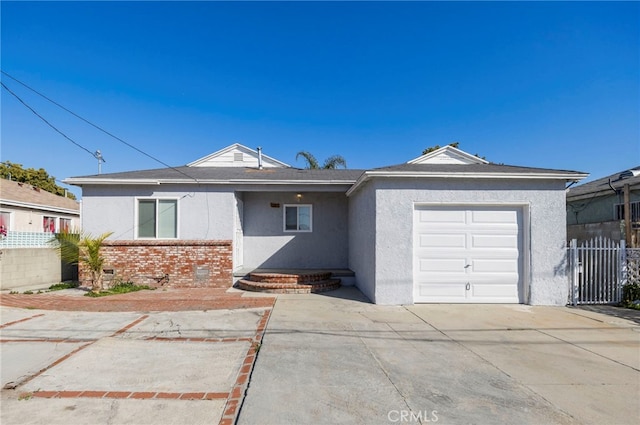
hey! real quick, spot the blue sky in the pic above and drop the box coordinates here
[2,1,638,198]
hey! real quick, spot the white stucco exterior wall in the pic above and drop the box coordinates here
[242,191,349,269]
[80,185,235,240]
[358,178,569,306]
[347,185,376,303]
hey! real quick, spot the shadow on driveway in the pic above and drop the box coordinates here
[576,304,640,325]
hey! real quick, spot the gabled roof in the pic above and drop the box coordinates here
[567,166,640,202]
[187,143,290,168]
[346,162,588,196]
[64,143,588,195]
[407,145,489,165]
[0,179,80,214]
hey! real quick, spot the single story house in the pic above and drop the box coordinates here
[65,143,586,305]
[567,166,639,246]
[0,178,80,290]
[0,178,80,235]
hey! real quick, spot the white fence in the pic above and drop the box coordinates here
[0,231,55,248]
[568,237,640,305]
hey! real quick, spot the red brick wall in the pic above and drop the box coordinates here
[79,240,233,289]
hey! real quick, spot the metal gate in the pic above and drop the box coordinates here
[568,237,640,305]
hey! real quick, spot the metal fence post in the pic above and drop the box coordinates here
[570,239,579,306]
[618,240,627,304]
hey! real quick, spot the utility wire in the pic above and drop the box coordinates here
[1,81,96,158]
[1,70,199,182]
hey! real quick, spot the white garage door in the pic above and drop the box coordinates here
[414,205,523,303]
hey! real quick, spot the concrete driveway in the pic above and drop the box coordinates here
[239,288,640,425]
[1,304,271,425]
[2,287,638,425]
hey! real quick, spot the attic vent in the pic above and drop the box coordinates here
[234,153,244,162]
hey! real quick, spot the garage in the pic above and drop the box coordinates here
[413,205,524,303]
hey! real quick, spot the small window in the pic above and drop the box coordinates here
[284,205,312,232]
[614,201,640,222]
[0,212,10,235]
[60,218,72,233]
[43,216,56,233]
[137,199,178,239]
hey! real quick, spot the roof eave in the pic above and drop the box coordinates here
[63,178,358,186]
[567,181,640,202]
[63,178,162,186]
[0,199,80,215]
[346,171,589,196]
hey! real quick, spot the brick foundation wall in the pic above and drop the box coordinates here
[79,240,233,289]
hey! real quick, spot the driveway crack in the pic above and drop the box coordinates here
[351,320,420,423]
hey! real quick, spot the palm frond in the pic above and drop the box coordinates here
[50,228,81,265]
[295,151,319,169]
[323,155,347,169]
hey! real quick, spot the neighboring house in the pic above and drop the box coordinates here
[65,143,586,305]
[567,166,640,246]
[0,178,80,290]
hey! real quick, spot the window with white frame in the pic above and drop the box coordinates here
[137,199,178,238]
[284,204,312,232]
[43,216,56,233]
[60,218,72,233]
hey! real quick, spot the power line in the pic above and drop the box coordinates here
[1,81,97,158]
[1,70,199,182]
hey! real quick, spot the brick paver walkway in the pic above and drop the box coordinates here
[0,288,275,312]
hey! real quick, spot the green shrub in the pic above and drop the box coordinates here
[84,279,152,297]
[622,282,640,304]
[48,282,80,291]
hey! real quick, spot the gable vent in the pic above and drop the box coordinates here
[234,153,244,162]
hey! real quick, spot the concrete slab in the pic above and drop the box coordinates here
[358,308,425,324]
[529,383,640,425]
[267,300,369,324]
[1,304,268,425]
[360,338,576,425]
[117,308,265,340]
[0,311,143,340]
[349,320,448,348]
[542,327,640,369]
[21,337,249,393]
[0,396,224,425]
[573,305,640,326]
[446,329,638,385]
[0,306,41,326]
[263,321,365,347]
[4,289,639,424]
[1,341,87,388]
[240,336,411,424]
[406,304,623,331]
[240,292,639,425]
[241,380,407,425]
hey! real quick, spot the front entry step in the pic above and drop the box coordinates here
[237,271,341,294]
